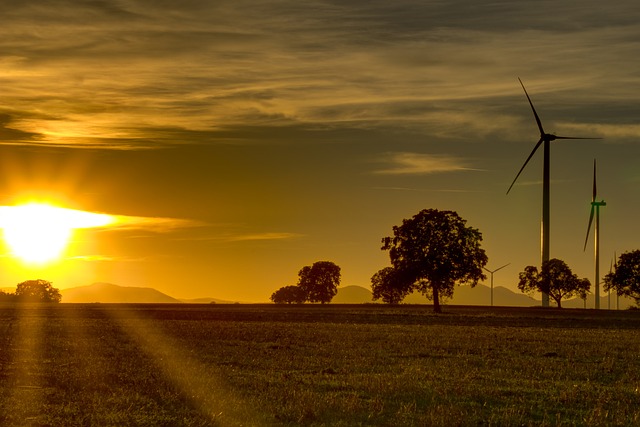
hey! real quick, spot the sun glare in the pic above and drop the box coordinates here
[0,203,114,264]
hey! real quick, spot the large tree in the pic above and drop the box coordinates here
[604,250,640,305]
[518,259,590,308]
[380,209,487,312]
[297,261,341,304]
[15,279,62,303]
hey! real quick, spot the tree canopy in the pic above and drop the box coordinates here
[270,285,307,304]
[15,279,62,303]
[297,261,341,304]
[378,209,487,312]
[371,267,411,304]
[518,259,590,308]
[604,250,640,305]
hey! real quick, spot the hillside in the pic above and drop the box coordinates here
[335,284,539,307]
[333,285,374,303]
[61,283,181,303]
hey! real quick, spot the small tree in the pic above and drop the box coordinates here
[271,285,307,304]
[0,290,16,302]
[15,279,62,303]
[371,267,411,304]
[604,250,640,305]
[297,261,341,304]
[381,209,487,313]
[518,259,590,308]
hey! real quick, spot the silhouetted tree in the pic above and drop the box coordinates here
[604,250,640,306]
[297,261,341,304]
[371,267,411,304]
[0,290,16,302]
[15,279,62,303]
[518,259,590,308]
[381,209,487,313]
[270,285,307,304]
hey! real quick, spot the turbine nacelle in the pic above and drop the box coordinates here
[584,159,605,251]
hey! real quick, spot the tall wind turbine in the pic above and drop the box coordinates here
[583,159,606,309]
[507,78,600,307]
[484,263,510,306]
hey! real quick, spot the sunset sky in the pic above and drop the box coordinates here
[0,0,639,302]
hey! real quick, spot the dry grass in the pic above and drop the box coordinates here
[1,303,639,426]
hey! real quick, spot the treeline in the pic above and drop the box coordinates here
[270,208,640,311]
[0,279,62,303]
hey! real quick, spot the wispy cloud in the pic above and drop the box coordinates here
[224,232,304,242]
[372,186,480,193]
[107,215,205,232]
[373,152,480,175]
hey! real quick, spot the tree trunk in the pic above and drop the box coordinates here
[432,285,441,313]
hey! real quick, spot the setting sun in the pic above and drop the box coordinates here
[0,203,114,264]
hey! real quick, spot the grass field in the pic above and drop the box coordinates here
[0,303,639,426]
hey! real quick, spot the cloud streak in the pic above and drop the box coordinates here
[373,152,480,175]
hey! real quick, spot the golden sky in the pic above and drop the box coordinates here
[0,1,639,301]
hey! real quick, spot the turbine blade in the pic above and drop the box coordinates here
[506,137,544,194]
[518,78,545,136]
[583,206,595,251]
[592,159,597,201]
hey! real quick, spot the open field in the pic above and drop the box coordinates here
[0,303,639,426]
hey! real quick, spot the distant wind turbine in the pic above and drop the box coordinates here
[583,159,606,309]
[484,263,510,306]
[507,78,600,308]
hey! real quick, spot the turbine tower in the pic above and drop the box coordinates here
[507,78,599,307]
[584,159,606,309]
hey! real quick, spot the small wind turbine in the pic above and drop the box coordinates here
[583,159,606,309]
[507,78,600,307]
[484,263,510,306]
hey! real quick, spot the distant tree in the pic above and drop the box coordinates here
[0,290,16,302]
[15,279,62,303]
[297,261,341,304]
[604,250,640,305]
[271,285,307,304]
[518,259,590,308]
[371,267,411,304]
[381,209,487,313]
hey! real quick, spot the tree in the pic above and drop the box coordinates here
[297,261,341,304]
[371,267,411,304]
[604,250,640,305]
[380,209,487,313]
[518,259,590,308]
[270,285,307,304]
[0,290,16,302]
[15,279,62,303]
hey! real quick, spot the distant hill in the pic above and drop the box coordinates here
[334,284,539,307]
[333,285,374,303]
[61,283,181,303]
[401,284,539,307]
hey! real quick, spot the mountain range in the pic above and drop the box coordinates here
[1,282,635,309]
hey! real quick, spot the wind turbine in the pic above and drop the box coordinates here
[583,159,606,309]
[507,78,600,307]
[484,263,510,306]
